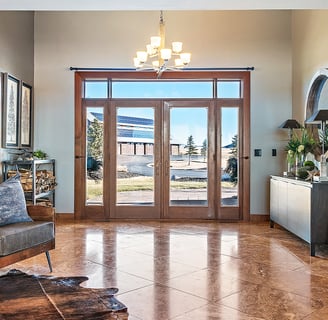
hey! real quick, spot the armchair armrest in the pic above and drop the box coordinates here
[27,205,55,222]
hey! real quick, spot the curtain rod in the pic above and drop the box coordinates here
[69,67,255,72]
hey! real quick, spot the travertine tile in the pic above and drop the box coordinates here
[172,303,265,320]
[118,283,207,320]
[4,220,328,319]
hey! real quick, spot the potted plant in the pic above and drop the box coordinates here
[33,149,48,160]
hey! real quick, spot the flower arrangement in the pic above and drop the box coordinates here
[285,128,317,165]
[285,128,319,179]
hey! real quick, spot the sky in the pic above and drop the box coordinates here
[85,80,239,146]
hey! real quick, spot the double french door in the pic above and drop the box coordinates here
[74,71,250,220]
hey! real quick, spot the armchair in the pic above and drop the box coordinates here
[0,205,55,272]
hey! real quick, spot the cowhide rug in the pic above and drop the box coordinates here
[0,269,128,319]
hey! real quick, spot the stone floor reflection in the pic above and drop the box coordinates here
[2,220,328,320]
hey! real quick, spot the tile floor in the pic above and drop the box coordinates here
[2,220,328,319]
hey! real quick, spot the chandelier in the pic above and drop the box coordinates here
[133,11,191,76]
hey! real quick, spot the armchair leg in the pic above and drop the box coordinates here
[45,251,53,272]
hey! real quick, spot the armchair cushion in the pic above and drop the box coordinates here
[0,221,54,256]
[0,174,32,227]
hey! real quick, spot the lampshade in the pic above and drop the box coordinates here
[150,36,161,48]
[305,109,328,123]
[160,48,172,60]
[136,51,148,63]
[279,119,301,129]
[172,42,183,53]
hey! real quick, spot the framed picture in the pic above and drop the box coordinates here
[20,82,33,148]
[2,73,20,148]
[0,74,2,134]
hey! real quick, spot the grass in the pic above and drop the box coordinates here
[87,176,236,198]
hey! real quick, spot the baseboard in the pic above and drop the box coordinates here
[56,213,75,221]
[55,213,270,222]
[250,214,270,222]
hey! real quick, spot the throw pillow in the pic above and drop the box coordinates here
[0,174,32,226]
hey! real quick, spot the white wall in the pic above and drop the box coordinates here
[34,11,292,214]
[0,11,34,175]
[292,10,328,122]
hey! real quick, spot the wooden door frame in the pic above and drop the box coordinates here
[74,71,250,221]
[216,99,248,220]
[162,99,216,219]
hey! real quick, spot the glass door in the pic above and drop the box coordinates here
[111,101,161,219]
[217,100,244,220]
[74,99,109,220]
[163,101,215,219]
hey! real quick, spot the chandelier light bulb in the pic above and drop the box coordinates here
[180,52,191,64]
[174,58,184,67]
[136,51,148,63]
[172,42,183,53]
[146,44,156,56]
[133,57,142,68]
[160,48,172,61]
[150,36,161,48]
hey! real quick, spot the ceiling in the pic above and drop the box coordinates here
[1,0,328,11]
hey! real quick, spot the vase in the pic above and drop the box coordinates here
[287,161,292,175]
[295,155,299,178]
[294,154,304,178]
[299,153,304,167]
[320,155,327,177]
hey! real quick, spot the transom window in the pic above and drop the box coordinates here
[84,79,241,99]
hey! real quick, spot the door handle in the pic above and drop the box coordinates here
[240,156,249,160]
[75,156,85,159]
[165,161,169,176]
[155,161,160,176]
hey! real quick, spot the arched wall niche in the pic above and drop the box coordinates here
[305,69,328,157]
[305,69,328,120]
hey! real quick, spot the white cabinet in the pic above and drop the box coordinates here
[270,175,328,256]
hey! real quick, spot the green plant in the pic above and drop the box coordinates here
[319,126,328,152]
[33,149,47,159]
[285,128,318,163]
[303,160,315,170]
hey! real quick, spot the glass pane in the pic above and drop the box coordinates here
[86,107,104,205]
[85,81,108,98]
[169,107,208,206]
[318,79,328,109]
[221,107,239,206]
[112,81,213,98]
[116,107,155,205]
[217,81,240,98]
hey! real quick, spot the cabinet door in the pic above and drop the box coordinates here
[287,183,311,242]
[270,178,288,226]
[278,180,288,227]
[270,179,279,221]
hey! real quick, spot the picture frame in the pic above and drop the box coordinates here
[2,73,20,148]
[20,82,33,148]
[0,73,2,139]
